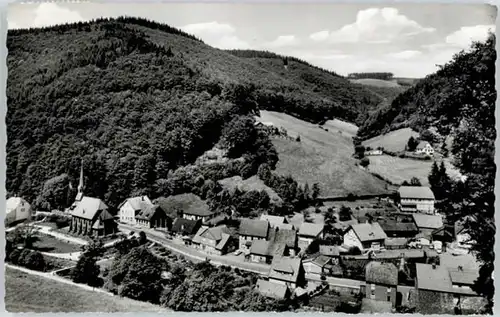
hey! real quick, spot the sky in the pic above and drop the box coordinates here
[7,2,497,78]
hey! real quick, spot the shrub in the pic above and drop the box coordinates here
[360,157,370,167]
[24,251,46,271]
[320,274,326,281]
[8,248,22,264]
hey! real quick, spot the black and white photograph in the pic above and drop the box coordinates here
[4,2,497,314]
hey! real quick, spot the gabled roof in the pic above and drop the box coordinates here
[260,214,287,226]
[439,254,480,271]
[412,214,443,229]
[239,219,269,238]
[304,255,331,268]
[398,186,435,200]
[6,197,29,211]
[379,219,418,233]
[268,256,302,283]
[448,267,479,285]
[119,196,153,211]
[365,261,398,286]
[349,222,387,242]
[250,240,274,256]
[319,245,340,257]
[71,197,108,220]
[135,205,167,221]
[274,228,297,249]
[298,223,324,237]
[416,263,452,293]
[416,141,432,149]
[171,218,201,235]
[192,225,233,246]
[256,279,288,300]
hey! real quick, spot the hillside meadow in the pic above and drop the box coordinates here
[258,111,389,197]
[362,128,418,152]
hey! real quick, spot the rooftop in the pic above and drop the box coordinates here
[416,263,452,293]
[319,245,340,257]
[269,256,302,283]
[412,213,443,229]
[171,217,201,235]
[379,219,418,233]
[365,261,398,286]
[250,240,274,256]
[416,141,432,149]
[6,197,29,211]
[350,222,387,242]
[71,197,108,220]
[135,205,166,221]
[239,219,269,238]
[439,253,480,271]
[119,196,153,211]
[260,214,287,227]
[398,186,435,200]
[298,222,324,237]
[256,279,288,300]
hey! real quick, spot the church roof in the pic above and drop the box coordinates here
[71,197,108,220]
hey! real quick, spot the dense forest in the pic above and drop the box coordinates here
[347,72,394,80]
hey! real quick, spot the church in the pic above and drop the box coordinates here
[68,162,117,236]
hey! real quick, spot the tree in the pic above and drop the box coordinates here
[407,136,418,151]
[72,253,102,286]
[138,231,148,245]
[428,161,440,189]
[360,157,370,167]
[410,177,422,186]
[339,205,351,221]
[312,183,320,200]
[11,225,39,249]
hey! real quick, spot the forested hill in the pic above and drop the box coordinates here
[356,34,496,140]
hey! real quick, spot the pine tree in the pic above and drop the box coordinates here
[428,161,440,189]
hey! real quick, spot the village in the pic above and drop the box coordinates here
[5,142,485,314]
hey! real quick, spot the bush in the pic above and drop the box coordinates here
[360,157,370,167]
[24,251,46,271]
[320,274,326,281]
[8,248,22,264]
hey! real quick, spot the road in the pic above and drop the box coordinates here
[118,224,271,275]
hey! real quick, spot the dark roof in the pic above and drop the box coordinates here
[319,245,340,257]
[239,219,269,238]
[274,228,297,249]
[171,218,201,235]
[298,223,324,237]
[135,205,167,221]
[71,197,108,220]
[250,240,274,256]
[379,220,418,232]
[350,223,387,242]
[365,261,398,286]
[398,186,435,200]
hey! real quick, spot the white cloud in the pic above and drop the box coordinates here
[7,20,21,30]
[181,21,250,49]
[310,7,435,44]
[267,35,300,48]
[445,24,495,48]
[387,50,423,60]
[33,3,86,28]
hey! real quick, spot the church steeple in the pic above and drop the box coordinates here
[76,160,84,201]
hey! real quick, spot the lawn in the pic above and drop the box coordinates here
[349,78,401,88]
[218,175,283,204]
[5,267,170,312]
[362,128,419,153]
[324,199,398,220]
[366,155,433,186]
[31,233,82,253]
[258,111,389,197]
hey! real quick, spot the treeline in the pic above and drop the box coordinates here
[348,72,394,80]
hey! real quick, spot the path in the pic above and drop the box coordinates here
[119,224,270,275]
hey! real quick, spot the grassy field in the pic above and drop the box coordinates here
[5,267,169,312]
[259,111,389,197]
[362,128,419,152]
[349,78,401,88]
[323,119,359,138]
[218,175,283,204]
[323,198,398,219]
[366,155,432,186]
[32,233,82,253]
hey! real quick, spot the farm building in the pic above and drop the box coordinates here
[170,218,202,240]
[249,227,297,263]
[118,196,154,225]
[191,225,236,255]
[260,214,294,230]
[268,256,305,290]
[412,214,444,237]
[303,255,332,275]
[298,223,325,251]
[256,279,290,300]
[134,204,171,229]
[398,186,435,214]
[365,149,383,156]
[238,219,270,250]
[6,197,32,227]
[343,223,387,251]
[415,141,434,156]
[378,219,418,238]
[361,262,398,308]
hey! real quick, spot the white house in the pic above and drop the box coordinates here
[118,196,154,225]
[398,186,435,214]
[343,223,387,251]
[415,141,434,156]
[6,197,32,226]
[365,149,383,156]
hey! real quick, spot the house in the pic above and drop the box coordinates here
[182,207,217,223]
[415,141,434,156]
[6,197,32,226]
[398,186,435,214]
[259,214,294,230]
[303,255,332,275]
[298,223,324,251]
[249,228,298,263]
[412,214,444,237]
[256,279,290,300]
[384,238,409,250]
[238,219,270,250]
[135,205,171,229]
[343,222,387,251]
[361,262,398,308]
[118,196,154,225]
[379,219,418,238]
[69,197,116,236]
[319,245,341,264]
[191,225,236,255]
[68,164,116,236]
[415,263,483,314]
[170,218,202,240]
[268,256,305,289]
[365,149,383,156]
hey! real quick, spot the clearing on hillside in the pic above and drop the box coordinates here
[323,119,359,138]
[349,78,401,88]
[218,175,283,205]
[362,128,419,152]
[5,268,169,312]
[258,111,389,197]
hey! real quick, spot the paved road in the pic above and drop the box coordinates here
[118,224,271,275]
[306,274,364,289]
